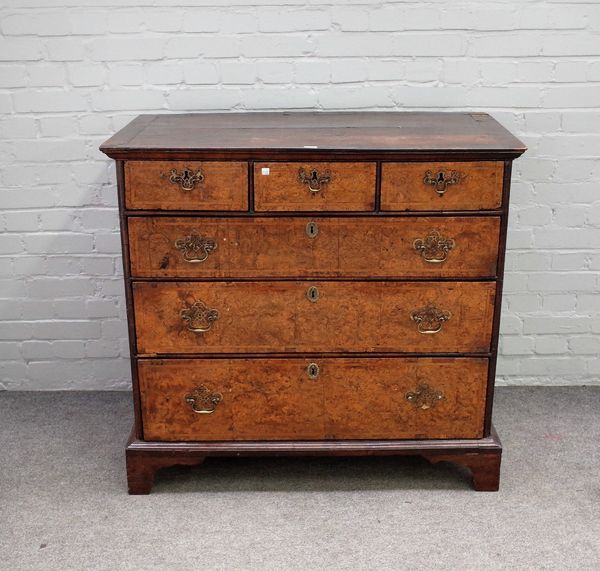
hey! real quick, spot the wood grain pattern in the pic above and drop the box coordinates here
[254,162,376,211]
[381,162,504,211]
[124,161,248,211]
[139,358,325,441]
[132,281,496,354]
[128,216,501,279]
[138,357,488,441]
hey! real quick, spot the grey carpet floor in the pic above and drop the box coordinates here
[0,387,599,571]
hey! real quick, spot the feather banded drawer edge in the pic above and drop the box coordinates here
[100,112,526,494]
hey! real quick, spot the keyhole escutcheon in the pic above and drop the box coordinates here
[306,221,319,239]
[307,363,320,380]
[306,286,319,303]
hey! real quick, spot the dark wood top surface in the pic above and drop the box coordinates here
[100,112,526,159]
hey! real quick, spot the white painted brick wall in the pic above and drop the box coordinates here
[1,0,599,390]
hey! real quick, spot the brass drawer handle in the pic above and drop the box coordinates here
[423,169,461,196]
[413,230,455,263]
[174,232,217,263]
[185,385,223,414]
[298,168,331,193]
[411,304,451,335]
[180,300,219,333]
[166,167,204,192]
[405,384,445,410]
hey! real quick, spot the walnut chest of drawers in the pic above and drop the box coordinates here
[100,112,525,494]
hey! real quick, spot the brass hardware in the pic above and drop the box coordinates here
[405,384,445,410]
[410,304,451,335]
[413,230,455,263]
[306,221,319,239]
[298,168,331,193]
[180,300,219,333]
[166,167,204,192]
[423,169,461,196]
[174,232,217,263]
[306,286,319,303]
[307,363,320,380]
[185,385,223,414]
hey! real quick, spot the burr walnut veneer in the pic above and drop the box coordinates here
[100,112,525,494]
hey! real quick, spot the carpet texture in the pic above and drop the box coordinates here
[1,387,599,570]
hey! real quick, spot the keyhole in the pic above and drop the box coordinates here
[310,170,319,183]
[437,172,445,183]
[307,363,320,380]
[307,286,319,302]
[306,221,319,239]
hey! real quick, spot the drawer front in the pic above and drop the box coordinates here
[124,161,248,210]
[133,281,495,354]
[254,162,376,211]
[381,162,504,211]
[129,216,500,279]
[139,357,487,441]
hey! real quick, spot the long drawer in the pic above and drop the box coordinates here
[133,281,495,354]
[128,216,500,279]
[138,357,488,441]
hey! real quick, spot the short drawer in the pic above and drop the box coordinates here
[254,162,376,211]
[128,216,501,278]
[124,161,248,210]
[381,162,504,211]
[139,357,487,441]
[133,281,495,355]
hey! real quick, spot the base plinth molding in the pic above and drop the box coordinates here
[125,425,502,494]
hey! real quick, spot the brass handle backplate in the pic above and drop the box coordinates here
[174,232,217,263]
[180,300,219,333]
[166,167,204,192]
[423,169,461,196]
[185,385,223,414]
[413,230,455,263]
[298,168,331,193]
[405,383,445,410]
[411,303,451,335]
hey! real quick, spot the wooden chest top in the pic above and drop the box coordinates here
[100,112,526,159]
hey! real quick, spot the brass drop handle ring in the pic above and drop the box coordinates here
[411,304,451,335]
[417,321,443,335]
[174,233,217,263]
[299,168,331,193]
[423,169,461,196]
[180,300,219,333]
[185,385,223,414]
[166,167,204,192]
[413,230,455,264]
[182,250,211,263]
